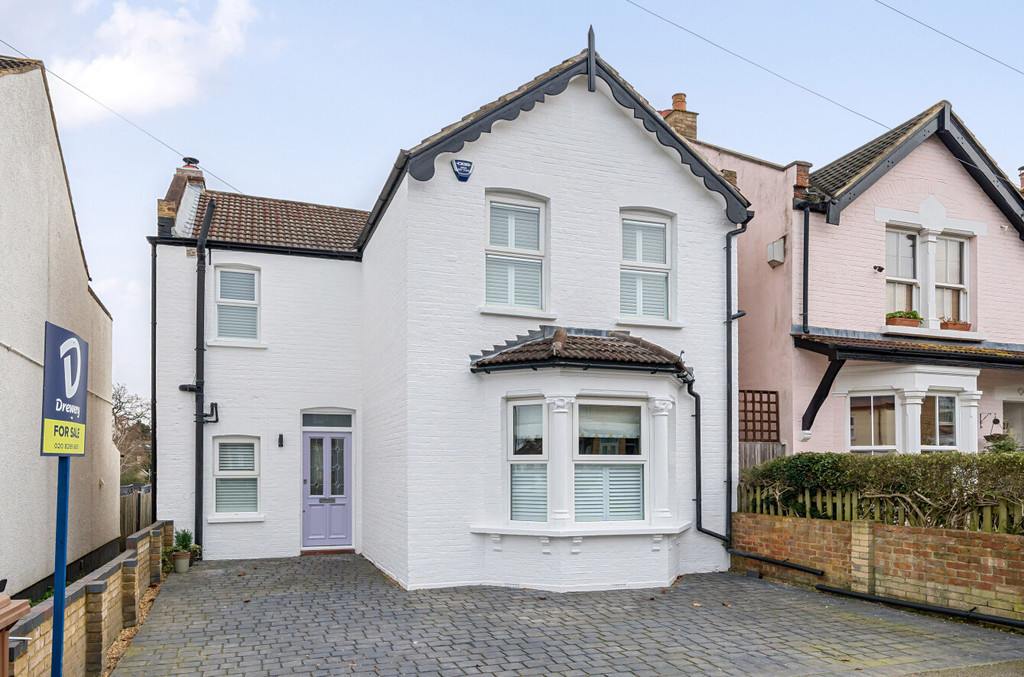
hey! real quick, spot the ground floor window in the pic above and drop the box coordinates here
[575,404,644,521]
[509,403,546,521]
[849,395,896,454]
[921,394,957,451]
[214,437,259,513]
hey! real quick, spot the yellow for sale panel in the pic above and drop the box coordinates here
[42,419,86,456]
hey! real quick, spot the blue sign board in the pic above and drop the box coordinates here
[451,159,473,182]
[40,322,88,456]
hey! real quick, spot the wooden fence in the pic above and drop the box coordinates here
[738,441,785,469]
[738,484,1024,534]
[119,485,153,550]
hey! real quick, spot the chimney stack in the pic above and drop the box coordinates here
[792,160,812,200]
[157,157,206,237]
[661,93,698,140]
[721,169,738,187]
[1018,166,1024,191]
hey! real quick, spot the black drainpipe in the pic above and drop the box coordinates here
[723,216,751,544]
[686,378,727,543]
[192,200,215,547]
[150,241,158,518]
[801,203,810,333]
[817,585,1024,631]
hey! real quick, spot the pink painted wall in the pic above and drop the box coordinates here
[693,140,799,447]
[978,369,1024,448]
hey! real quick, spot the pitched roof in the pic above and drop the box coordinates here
[810,102,944,197]
[471,326,688,376]
[794,333,1024,370]
[0,55,42,76]
[808,102,1024,237]
[190,190,368,255]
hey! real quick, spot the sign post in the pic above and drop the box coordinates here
[39,322,88,677]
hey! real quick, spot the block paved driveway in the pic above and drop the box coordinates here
[114,554,1024,676]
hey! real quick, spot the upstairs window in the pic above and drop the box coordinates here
[885,230,917,314]
[849,394,897,454]
[216,268,259,340]
[935,237,967,322]
[486,200,544,309]
[620,219,669,319]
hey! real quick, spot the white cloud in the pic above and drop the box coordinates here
[48,0,257,126]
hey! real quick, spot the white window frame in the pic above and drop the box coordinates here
[920,392,959,453]
[507,399,548,523]
[885,228,919,314]
[848,393,899,455]
[213,436,261,515]
[485,195,546,310]
[935,236,968,323]
[620,214,671,320]
[215,266,261,341]
[572,399,649,523]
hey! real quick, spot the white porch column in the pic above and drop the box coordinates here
[960,391,982,453]
[902,390,926,454]
[546,395,575,524]
[649,397,674,524]
[919,229,940,329]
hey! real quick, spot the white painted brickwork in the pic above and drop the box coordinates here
[156,75,737,590]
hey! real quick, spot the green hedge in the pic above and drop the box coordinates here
[740,451,1024,531]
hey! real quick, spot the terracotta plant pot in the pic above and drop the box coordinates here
[940,320,971,331]
[886,317,921,327]
[172,551,190,573]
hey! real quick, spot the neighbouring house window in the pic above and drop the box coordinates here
[486,200,544,309]
[620,219,669,319]
[849,395,897,454]
[575,404,645,521]
[921,394,957,451]
[214,438,259,513]
[885,230,917,314]
[509,403,546,521]
[935,237,967,322]
[216,268,259,339]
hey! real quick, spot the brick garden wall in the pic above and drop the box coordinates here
[8,520,171,677]
[731,514,1024,622]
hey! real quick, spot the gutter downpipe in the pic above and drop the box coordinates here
[722,212,753,545]
[686,378,727,542]
[801,203,810,333]
[193,200,215,547]
[817,585,1024,631]
[150,241,158,518]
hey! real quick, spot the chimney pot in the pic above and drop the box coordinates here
[182,156,200,168]
[1018,165,1024,190]
[664,94,698,140]
[672,93,687,111]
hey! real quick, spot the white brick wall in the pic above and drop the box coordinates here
[156,74,737,590]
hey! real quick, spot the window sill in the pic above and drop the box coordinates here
[207,339,269,349]
[616,317,684,329]
[469,521,692,537]
[479,306,557,321]
[880,325,986,342]
[207,513,265,524]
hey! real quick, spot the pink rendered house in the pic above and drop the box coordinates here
[660,96,1024,457]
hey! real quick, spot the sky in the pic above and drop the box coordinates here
[2,0,1023,396]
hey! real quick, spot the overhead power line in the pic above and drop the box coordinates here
[623,0,891,129]
[871,0,1024,79]
[0,36,241,192]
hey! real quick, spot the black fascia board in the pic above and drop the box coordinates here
[354,150,409,251]
[793,335,1024,371]
[470,358,684,376]
[147,236,361,261]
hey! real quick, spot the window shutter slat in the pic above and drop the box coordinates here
[620,271,639,316]
[215,478,258,512]
[575,464,643,521]
[218,443,255,471]
[622,222,640,262]
[512,258,542,308]
[510,464,547,521]
[486,255,511,305]
[640,272,668,318]
[489,206,511,248]
[217,305,258,339]
[220,271,255,301]
[622,220,666,264]
[574,465,608,522]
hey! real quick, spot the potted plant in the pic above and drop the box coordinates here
[885,310,921,327]
[940,316,971,331]
[171,529,196,573]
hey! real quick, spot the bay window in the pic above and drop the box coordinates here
[486,200,544,309]
[621,219,669,319]
[885,229,917,314]
[509,403,546,521]
[575,404,645,521]
[921,394,957,451]
[849,395,897,454]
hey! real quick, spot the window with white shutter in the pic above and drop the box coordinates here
[214,438,260,513]
[485,199,545,309]
[216,268,259,340]
[509,403,546,521]
[620,218,669,319]
[574,403,646,522]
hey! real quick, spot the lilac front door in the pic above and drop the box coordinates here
[302,432,352,547]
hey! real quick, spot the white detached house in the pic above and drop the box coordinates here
[152,44,752,591]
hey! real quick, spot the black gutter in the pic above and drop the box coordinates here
[355,151,410,251]
[150,241,158,518]
[729,549,825,576]
[470,359,685,376]
[193,200,215,548]
[147,236,360,262]
[723,212,754,544]
[816,585,1024,631]
[686,378,726,543]
[794,335,1024,371]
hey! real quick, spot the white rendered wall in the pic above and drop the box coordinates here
[0,67,119,595]
[400,76,736,589]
